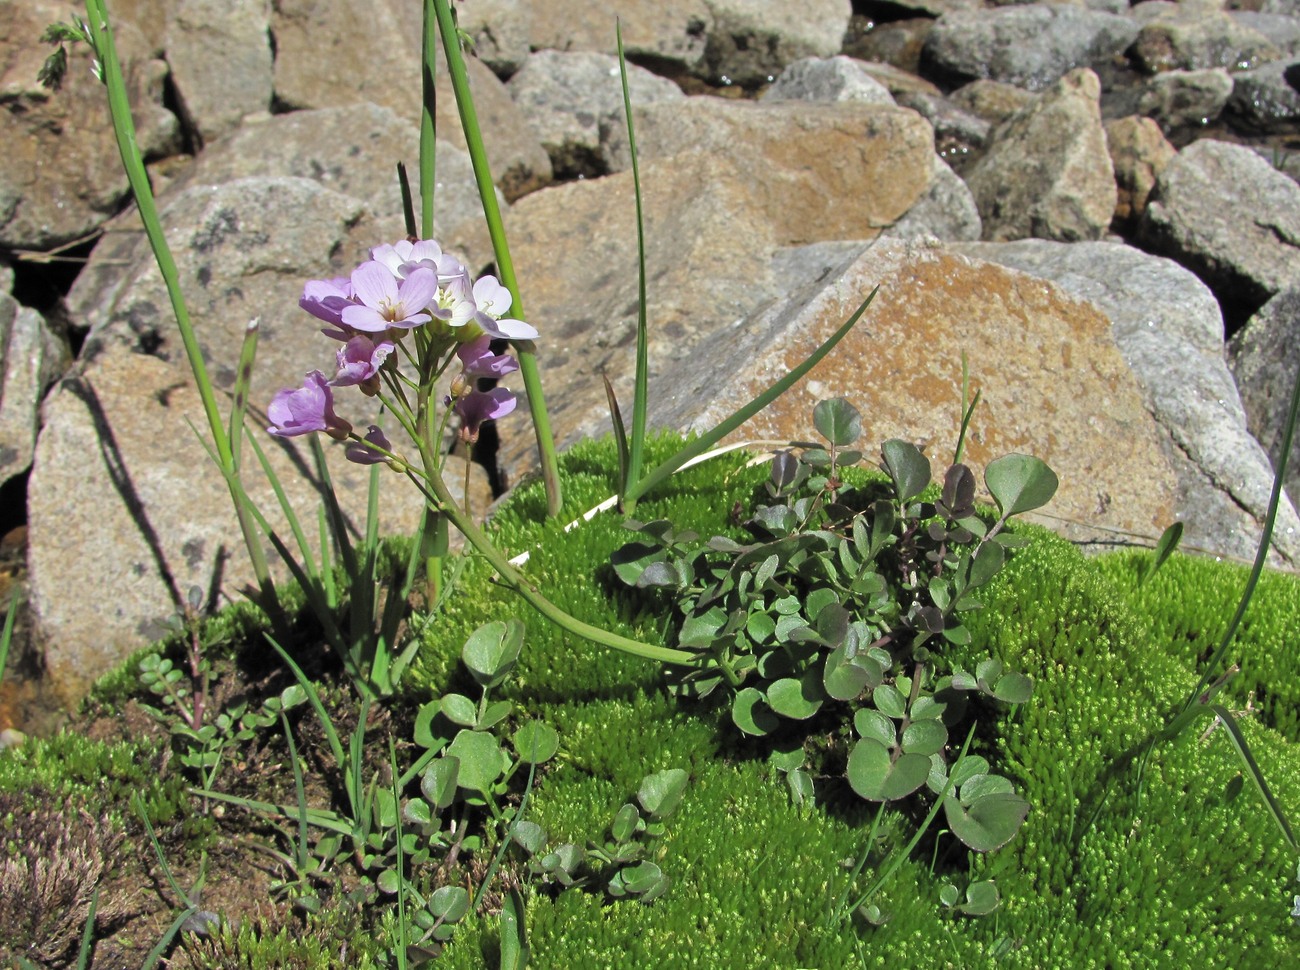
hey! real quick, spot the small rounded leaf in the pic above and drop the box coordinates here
[420,756,459,810]
[429,885,471,922]
[638,768,689,820]
[944,791,1030,852]
[611,803,640,843]
[512,721,560,765]
[985,454,1058,518]
[992,672,1033,705]
[732,688,780,736]
[440,693,478,727]
[881,439,931,503]
[766,676,824,720]
[446,730,505,793]
[847,738,930,801]
[461,619,525,689]
[901,719,948,757]
[814,397,863,447]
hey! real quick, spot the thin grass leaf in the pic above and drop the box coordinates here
[280,711,312,879]
[603,373,630,496]
[0,589,18,691]
[625,287,878,506]
[398,160,418,240]
[1206,702,1297,850]
[227,318,260,470]
[134,793,200,910]
[499,886,529,970]
[1139,522,1184,588]
[420,1,436,238]
[953,351,980,467]
[617,20,650,497]
[75,885,98,970]
[264,634,349,789]
[389,738,409,970]
[140,905,198,970]
[199,789,355,837]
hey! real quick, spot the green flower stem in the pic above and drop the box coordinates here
[432,0,562,517]
[411,441,695,665]
[420,1,442,602]
[84,0,274,603]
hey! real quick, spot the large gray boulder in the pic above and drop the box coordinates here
[1140,139,1300,322]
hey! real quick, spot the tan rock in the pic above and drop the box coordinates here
[603,98,935,244]
[966,68,1116,242]
[648,240,1179,546]
[1105,116,1177,228]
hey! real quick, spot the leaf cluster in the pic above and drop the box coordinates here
[612,399,1058,854]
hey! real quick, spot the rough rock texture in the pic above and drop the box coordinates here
[0,295,66,491]
[884,156,983,242]
[1136,68,1235,130]
[0,0,180,249]
[966,69,1116,242]
[161,105,497,271]
[958,239,1300,565]
[950,79,1037,125]
[893,92,990,160]
[602,99,935,244]
[164,0,272,144]
[1130,3,1279,74]
[505,51,685,178]
[761,56,896,105]
[1106,115,1177,228]
[1140,138,1300,323]
[271,1,551,200]
[1227,58,1300,132]
[922,4,1140,91]
[645,240,1180,548]
[29,178,443,705]
[1229,287,1300,511]
[700,0,853,86]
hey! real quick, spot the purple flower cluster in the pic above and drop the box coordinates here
[267,239,531,459]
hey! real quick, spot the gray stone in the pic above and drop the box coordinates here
[164,0,273,144]
[761,56,896,105]
[966,69,1116,242]
[0,295,67,491]
[855,61,943,99]
[0,0,180,249]
[506,50,685,178]
[700,0,853,86]
[1231,13,1300,59]
[922,4,1140,92]
[1140,138,1300,319]
[1227,59,1300,133]
[1263,0,1300,16]
[884,156,982,242]
[958,239,1300,565]
[841,17,934,76]
[512,0,712,74]
[1130,4,1280,74]
[893,91,990,164]
[456,0,533,76]
[1229,287,1300,515]
[1137,68,1234,131]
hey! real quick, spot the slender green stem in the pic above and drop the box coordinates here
[432,0,561,516]
[84,0,275,604]
[420,0,437,240]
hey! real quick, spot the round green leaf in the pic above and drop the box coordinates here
[446,729,505,793]
[732,687,780,736]
[960,772,1015,806]
[510,819,546,855]
[440,693,478,727]
[813,397,863,447]
[853,708,896,748]
[766,676,824,720]
[960,880,1001,916]
[403,797,432,827]
[413,700,446,750]
[461,619,525,689]
[872,683,907,720]
[901,719,948,757]
[993,672,1033,705]
[787,768,815,806]
[377,868,401,895]
[638,768,689,820]
[478,700,513,730]
[985,454,1059,518]
[944,791,1030,852]
[512,720,560,765]
[847,738,930,801]
[824,647,871,701]
[611,803,640,843]
[429,885,470,922]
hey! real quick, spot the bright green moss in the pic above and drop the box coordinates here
[1092,550,1300,741]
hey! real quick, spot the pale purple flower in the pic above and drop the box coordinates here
[371,239,464,284]
[456,335,518,379]
[346,425,393,465]
[340,261,439,333]
[300,276,356,336]
[455,387,516,443]
[267,371,351,439]
[449,274,539,341]
[332,335,395,388]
